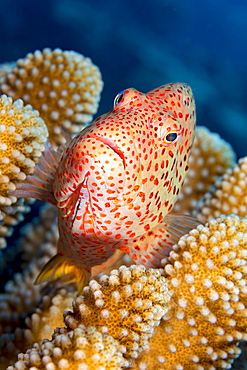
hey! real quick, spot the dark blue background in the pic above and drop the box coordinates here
[0,0,247,157]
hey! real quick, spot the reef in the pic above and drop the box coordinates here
[0,94,48,248]
[1,48,247,370]
[8,326,129,370]
[132,214,247,369]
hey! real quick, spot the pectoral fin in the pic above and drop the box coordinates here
[35,253,90,295]
[121,214,200,269]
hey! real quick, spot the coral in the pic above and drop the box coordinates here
[194,156,247,224]
[174,126,236,214]
[0,62,16,78]
[0,48,103,146]
[0,95,48,206]
[0,259,49,367]
[0,257,52,336]
[0,197,34,249]
[17,203,58,266]
[0,287,75,368]
[7,326,129,370]
[0,94,48,248]
[64,265,170,361]
[231,342,247,370]
[24,288,76,346]
[17,286,76,356]
[0,204,58,365]
[0,203,58,292]
[131,214,247,369]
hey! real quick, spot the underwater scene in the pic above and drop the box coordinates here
[1,0,247,369]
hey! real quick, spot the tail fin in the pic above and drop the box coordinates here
[9,141,64,205]
[35,253,90,295]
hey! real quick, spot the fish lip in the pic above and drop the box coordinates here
[88,135,126,169]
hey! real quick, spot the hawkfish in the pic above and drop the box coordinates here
[11,83,197,293]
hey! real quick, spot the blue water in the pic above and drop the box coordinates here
[0,0,246,156]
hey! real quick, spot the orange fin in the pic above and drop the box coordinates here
[123,214,200,269]
[162,213,201,240]
[91,249,125,277]
[8,141,65,205]
[35,253,90,295]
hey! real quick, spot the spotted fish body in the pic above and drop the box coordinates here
[12,83,196,292]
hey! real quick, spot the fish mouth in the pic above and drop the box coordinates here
[89,135,126,168]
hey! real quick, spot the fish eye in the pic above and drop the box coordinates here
[164,132,178,143]
[113,90,126,107]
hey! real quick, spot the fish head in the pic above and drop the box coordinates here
[54,83,196,240]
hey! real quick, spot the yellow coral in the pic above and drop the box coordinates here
[0,48,103,146]
[0,197,34,249]
[7,326,129,370]
[0,204,58,364]
[194,156,247,224]
[24,288,76,346]
[231,342,247,370]
[132,214,247,369]
[0,93,47,247]
[0,62,16,77]
[0,94,48,206]
[174,126,236,214]
[18,203,58,264]
[64,265,170,360]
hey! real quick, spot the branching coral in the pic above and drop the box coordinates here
[7,326,129,370]
[231,342,247,370]
[0,286,75,368]
[24,287,76,349]
[0,95,48,206]
[0,48,103,146]
[0,204,58,365]
[174,126,236,214]
[0,204,132,366]
[4,215,247,369]
[0,62,16,78]
[0,94,48,247]
[64,265,170,361]
[194,156,247,224]
[131,214,247,369]
[0,197,33,246]
[17,203,58,267]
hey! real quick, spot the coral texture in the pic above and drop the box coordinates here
[24,287,76,348]
[64,265,170,361]
[0,204,58,365]
[0,48,103,146]
[174,126,236,214]
[0,287,75,368]
[132,214,247,369]
[0,197,34,249]
[0,94,48,248]
[7,326,129,370]
[194,156,247,224]
[0,62,16,78]
[0,95,48,205]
